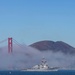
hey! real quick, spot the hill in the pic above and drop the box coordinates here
[30,40,75,54]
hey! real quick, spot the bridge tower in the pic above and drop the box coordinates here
[8,38,12,53]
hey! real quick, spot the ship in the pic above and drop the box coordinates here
[22,58,59,71]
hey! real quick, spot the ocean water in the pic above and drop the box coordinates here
[0,70,75,75]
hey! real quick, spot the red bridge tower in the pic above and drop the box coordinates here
[8,38,12,53]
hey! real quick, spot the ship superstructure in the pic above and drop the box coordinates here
[32,58,49,70]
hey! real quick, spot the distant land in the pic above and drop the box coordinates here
[30,40,75,54]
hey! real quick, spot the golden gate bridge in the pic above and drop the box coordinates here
[0,38,24,53]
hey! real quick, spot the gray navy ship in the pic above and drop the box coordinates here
[22,58,59,71]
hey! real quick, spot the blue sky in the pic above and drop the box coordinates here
[0,0,75,46]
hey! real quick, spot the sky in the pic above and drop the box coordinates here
[0,0,75,47]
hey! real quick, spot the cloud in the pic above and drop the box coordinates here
[0,44,75,70]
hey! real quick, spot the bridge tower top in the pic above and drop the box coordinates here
[8,38,12,53]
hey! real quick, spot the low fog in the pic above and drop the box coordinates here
[0,44,75,70]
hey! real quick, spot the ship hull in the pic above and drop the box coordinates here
[21,69,58,71]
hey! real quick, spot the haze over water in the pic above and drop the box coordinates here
[0,44,75,70]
